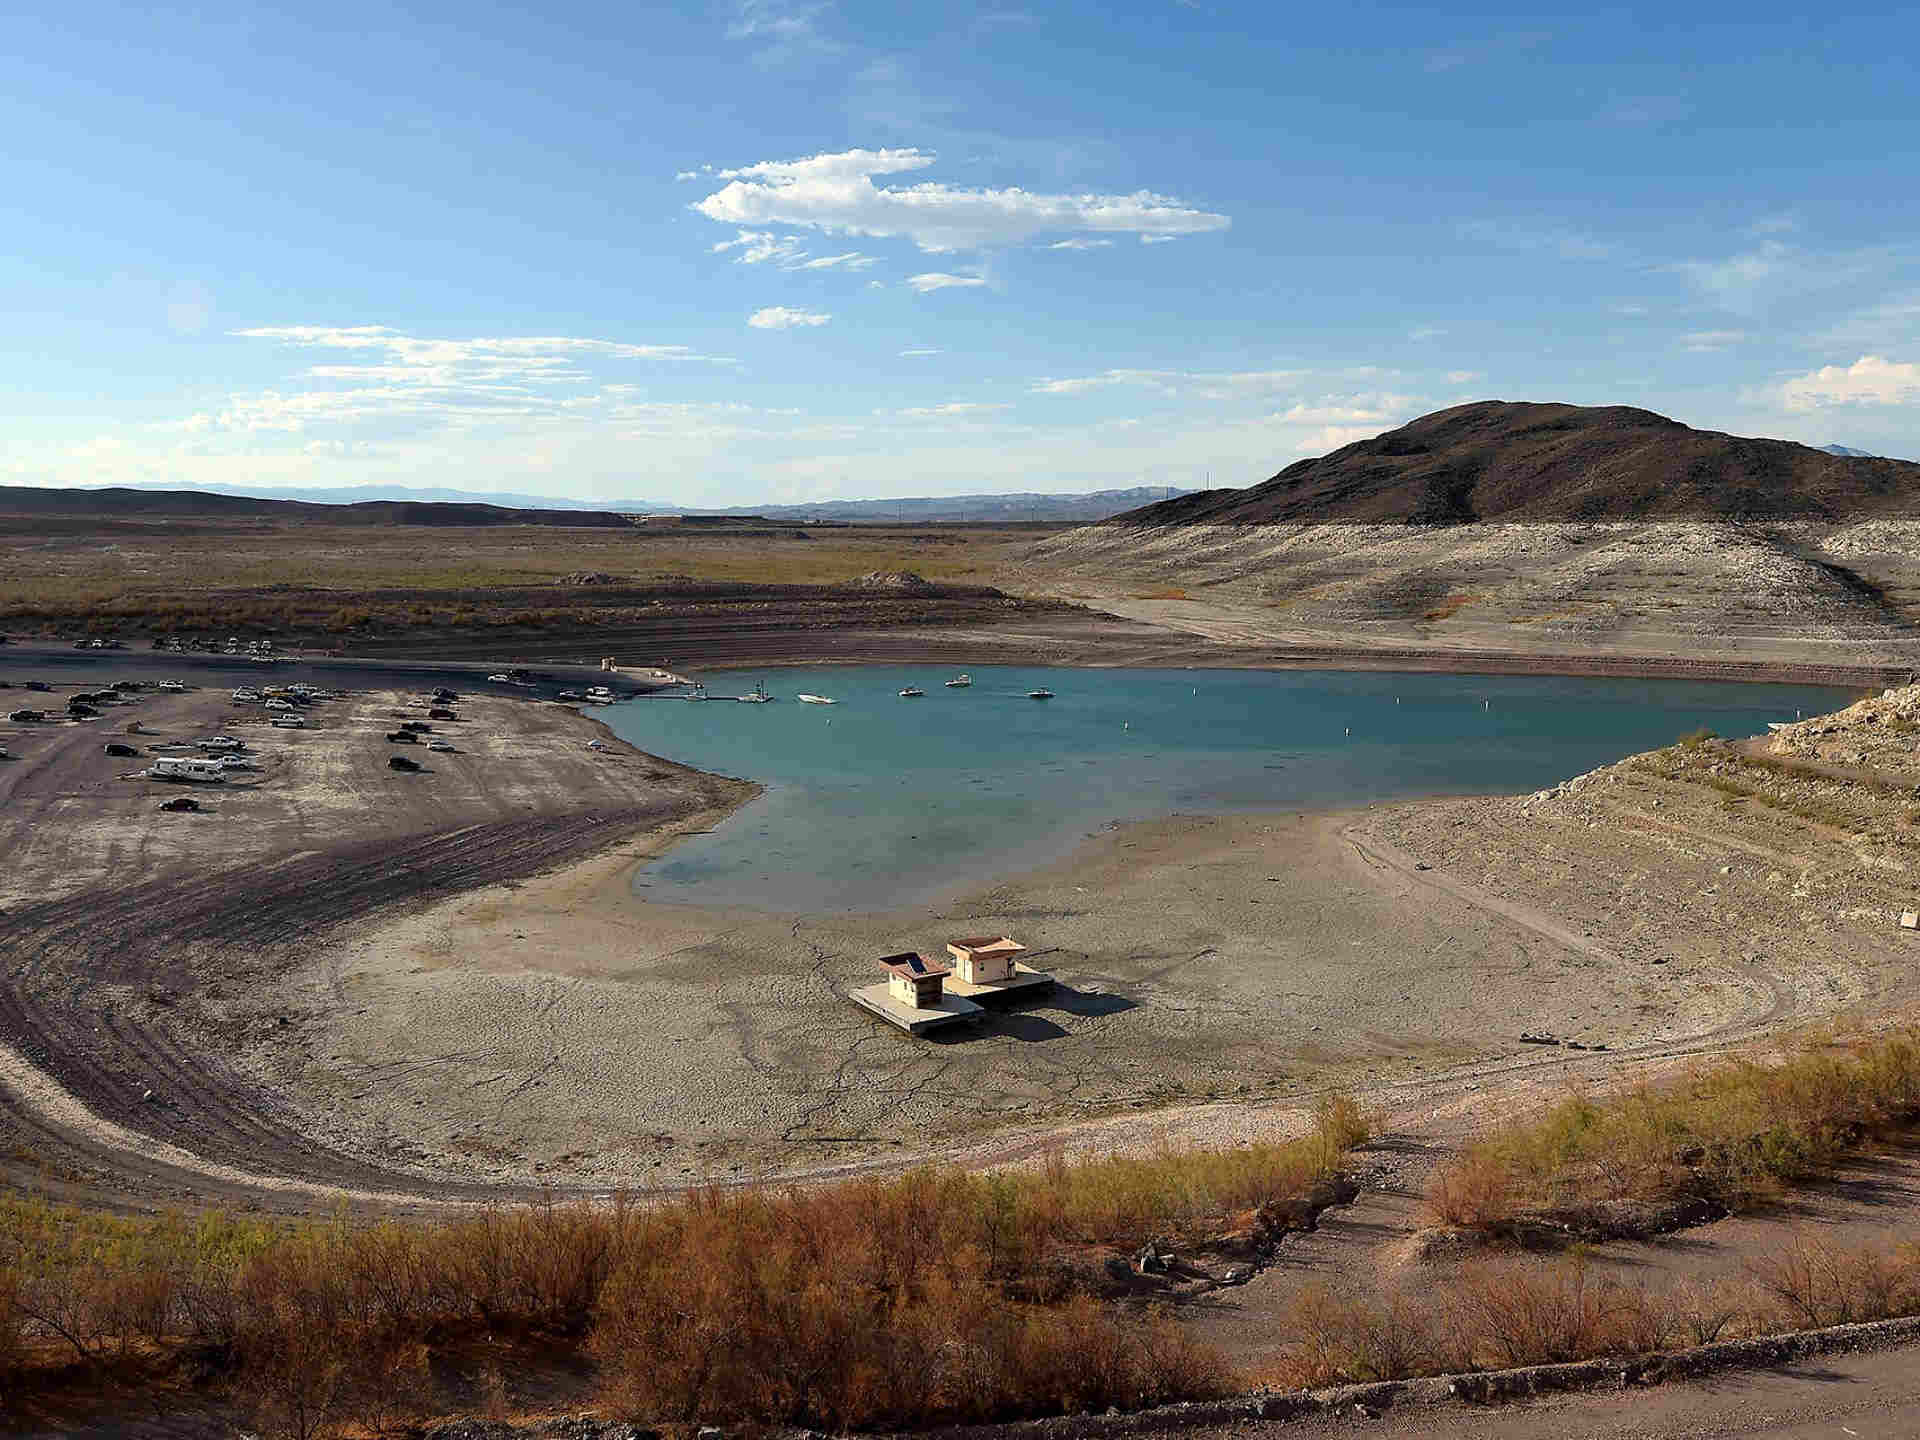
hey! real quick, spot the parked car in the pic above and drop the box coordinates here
[427,708,456,721]
[24,681,49,692]
[103,742,140,757]
[386,730,417,743]
[158,796,200,812]
[388,754,421,772]
[426,740,455,752]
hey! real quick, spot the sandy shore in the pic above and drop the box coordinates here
[251,797,1791,1189]
[8,647,1920,1216]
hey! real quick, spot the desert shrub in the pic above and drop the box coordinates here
[1744,1231,1920,1329]
[1445,1254,1666,1367]
[1426,1029,1920,1229]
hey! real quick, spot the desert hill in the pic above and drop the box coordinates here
[0,485,642,529]
[1116,402,1920,527]
[1033,403,1920,667]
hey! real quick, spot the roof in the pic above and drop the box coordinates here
[948,936,1026,958]
[880,950,951,981]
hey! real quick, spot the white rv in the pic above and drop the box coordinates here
[150,756,228,783]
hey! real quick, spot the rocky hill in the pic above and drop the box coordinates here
[1115,402,1920,527]
[1032,403,1920,667]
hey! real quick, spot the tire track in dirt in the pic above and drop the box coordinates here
[0,806,692,1209]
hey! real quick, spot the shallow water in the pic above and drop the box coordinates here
[600,666,1852,913]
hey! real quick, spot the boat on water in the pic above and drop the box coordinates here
[737,681,774,703]
[899,686,925,698]
[685,683,710,702]
[944,673,972,688]
[798,693,837,705]
[1027,688,1054,700]
[583,686,615,704]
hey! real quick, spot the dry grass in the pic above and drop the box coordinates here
[1,1101,1366,1434]
[0,521,1035,634]
[1424,1028,1920,1232]
[1265,1238,1920,1388]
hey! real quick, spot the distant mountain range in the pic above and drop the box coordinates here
[1108,402,1920,526]
[22,481,1194,526]
[1820,444,1891,459]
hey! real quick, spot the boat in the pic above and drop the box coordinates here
[737,681,774,703]
[1027,688,1054,700]
[685,684,710,702]
[797,693,836,705]
[556,689,583,701]
[899,687,924,698]
[583,686,615,704]
[944,673,972,688]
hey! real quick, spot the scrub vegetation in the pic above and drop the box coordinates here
[0,1098,1363,1433]
[1424,1027,1920,1232]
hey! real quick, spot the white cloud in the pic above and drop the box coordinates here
[726,0,838,64]
[1408,326,1446,341]
[1030,367,1308,397]
[1459,219,1613,262]
[1680,330,1746,352]
[184,327,737,436]
[674,169,701,182]
[899,347,943,356]
[1046,237,1113,250]
[906,271,987,293]
[713,229,809,266]
[894,401,1008,418]
[1445,370,1484,384]
[1294,424,1384,453]
[1140,234,1177,245]
[693,147,1230,253]
[798,251,877,270]
[748,306,832,330]
[1779,355,1920,410]
[1276,397,1416,425]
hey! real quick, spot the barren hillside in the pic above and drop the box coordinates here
[1031,404,1920,666]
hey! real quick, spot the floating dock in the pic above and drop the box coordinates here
[945,963,1056,1008]
[848,982,983,1035]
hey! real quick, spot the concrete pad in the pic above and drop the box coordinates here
[847,981,982,1035]
[944,964,1056,1008]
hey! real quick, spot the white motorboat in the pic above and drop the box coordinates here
[737,681,774,703]
[685,684,710,702]
[944,673,972,688]
[899,687,924,698]
[797,693,836,705]
[1027,688,1054,700]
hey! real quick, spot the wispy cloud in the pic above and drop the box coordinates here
[1029,367,1313,397]
[1408,326,1446,341]
[713,228,877,272]
[725,0,838,65]
[1778,355,1920,410]
[906,271,987,293]
[894,401,1008,418]
[1046,237,1113,250]
[899,347,943,356]
[747,306,832,330]
[1680,330,1746,352]
[693,147,1230,253]
[179,326,736,436]
[1459,219,1613,262]
[1445,370,1484,384]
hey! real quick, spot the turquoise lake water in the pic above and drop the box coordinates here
[599,667,1854,913]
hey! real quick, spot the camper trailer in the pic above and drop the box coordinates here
[150,755,228,783]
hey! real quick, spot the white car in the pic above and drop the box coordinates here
[427,740,455,752]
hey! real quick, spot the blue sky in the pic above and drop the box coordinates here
[4,0,1917,503]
